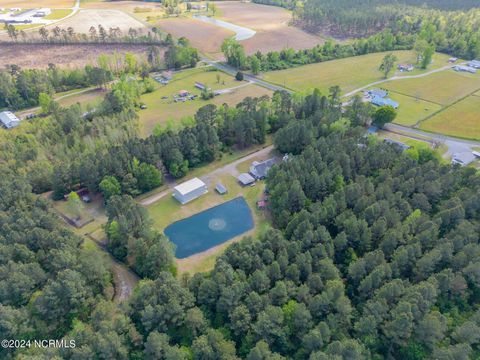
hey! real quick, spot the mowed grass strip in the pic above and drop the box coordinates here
[419,95,480,140]
[139,67,271,136]
[43,9,73,20]
[262,51,451,94]
[383,70,480,106]
[388,92,443,127]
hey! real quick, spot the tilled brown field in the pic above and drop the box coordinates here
[216,2,323,54]
[0,44,151,68]
[157,17,234,57]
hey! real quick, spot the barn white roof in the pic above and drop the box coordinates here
[174,177,206,195]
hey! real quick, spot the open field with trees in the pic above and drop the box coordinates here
[43,8,73,20]
[387,92,443,126]
[216,1,323,54]
[419,95,480,140]
[262,51,451,94]
[139,67,272,136]
[0,44,151,68]
[383,70,480,106]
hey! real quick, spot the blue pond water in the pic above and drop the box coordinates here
[164,197,254,259]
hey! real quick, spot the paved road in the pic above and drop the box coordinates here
[140,145,274,206]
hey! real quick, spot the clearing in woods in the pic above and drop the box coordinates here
[0,44,151,69]
[262,51,452,94]
[419,95,480,140]
[216,1,323,54]
[139,67,272,136]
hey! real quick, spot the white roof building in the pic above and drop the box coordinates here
[0,111,20,129]
[452,152,476,167]
[173,177,207,204]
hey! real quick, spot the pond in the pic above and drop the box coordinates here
[164,197,254,259]
[193,15,256,41]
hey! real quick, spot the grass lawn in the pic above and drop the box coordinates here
[262,51,452,94]
[383,70,480,106]
[139,67,271,136]
[419,95,480,140]
[57,88,105,108]
[147,171,270,275]
[387,91,443,127]
[43,9,73,20]
[10,23,42,30]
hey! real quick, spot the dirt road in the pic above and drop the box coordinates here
[140,145,274,206]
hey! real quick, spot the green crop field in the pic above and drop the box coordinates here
[419,95,480,140]
[383,70,480,106]
[262,51,452,94]
[388,91,443,127]
[139,67,271,136]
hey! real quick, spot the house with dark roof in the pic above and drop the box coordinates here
[249,158,276,180]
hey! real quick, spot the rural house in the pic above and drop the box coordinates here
[370,96,399,109]
[398,64,414,72]
[249,158,276,180]
[0,111,20,129]
[173,177,208,204]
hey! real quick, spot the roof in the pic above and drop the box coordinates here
[250,158,276,179]
[383,138,410,151]
[454,65,477,73]
[0,111,20,128]
[174,177,206,195]
[452,152,476,166]
[371,96,399,109]
[367,126,378,134]
[467,60,480,68]
[368,89,388,98]
[238,173,255,185]
[215,183,227,194]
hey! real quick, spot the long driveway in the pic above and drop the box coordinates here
[140,145,274,206]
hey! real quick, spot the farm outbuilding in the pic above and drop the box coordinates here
[238,173,255,186]
[179,90,189,97]
[452,152,476,166]
[371,96,399,109]
[467,60,480,69]
[368,89,388,98]
[173,177,208,204]
[383,138,410,151]
[0,111,20,129]
[453,65,477,74]
[215,183,227,195]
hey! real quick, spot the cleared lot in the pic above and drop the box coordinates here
[0,44,150,68]
[216,1,322,54]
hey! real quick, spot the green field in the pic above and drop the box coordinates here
[419,95,480,140]
[262,51,452,94]
[139,67,271,136]
[43,9,73,20]
[388,91,443,126]
[383,70,480,106]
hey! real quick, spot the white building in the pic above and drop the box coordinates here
[173,177,207,204]
[452,152,476,167]
[0,111,20,129]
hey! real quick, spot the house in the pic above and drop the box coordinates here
[367,89,388,98]
[0,111,20,129]
[467,60,480,69]
[452,152,476,166]
[453,65,477,74]
[238,173,255,186]
[448,57,458,63]
[370,96,399,109]
[383,138,411,151]
[398,64,414,72]
[173,177,207,204]
[179,90,189,97]
[249,158,276,180]
[195,82,206,90]
[215,183,227,195]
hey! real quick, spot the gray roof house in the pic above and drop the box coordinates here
[0,111,20,129]
[249,158,276,180]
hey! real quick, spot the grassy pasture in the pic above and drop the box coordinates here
[387,92,443,127]
[262,51,452,94]
[419,95,480,140]
[1,0,74,7]
[139,67,272,136]
[383,70,480,106]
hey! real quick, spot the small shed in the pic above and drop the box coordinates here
[195,82,206,90]
[0,111,20,129]
[398,64,414,72]
[448,57,458,63]
[238,173,255,186]
[173,177,208,204]
[215,183,227,195]
[179,90,189,97]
